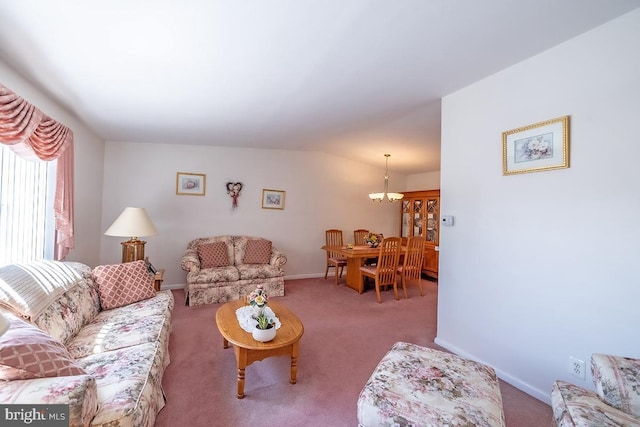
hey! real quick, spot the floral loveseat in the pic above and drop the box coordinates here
[181,235,286,306]
[0,260,174,427]
[552,353,640,426]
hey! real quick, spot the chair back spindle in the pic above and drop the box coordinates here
[354,229,369,246]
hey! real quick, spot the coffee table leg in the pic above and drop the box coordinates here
[223,337,229,349]
[237,367,246,399]
[236,348,247,399]
[290,342,299,384]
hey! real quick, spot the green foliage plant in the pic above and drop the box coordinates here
[256,313,274,330]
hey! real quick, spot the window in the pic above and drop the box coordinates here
[0,144,56,266]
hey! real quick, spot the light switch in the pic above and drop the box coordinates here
[441,216,454,226]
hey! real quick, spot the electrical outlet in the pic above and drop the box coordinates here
[568,356,586,380]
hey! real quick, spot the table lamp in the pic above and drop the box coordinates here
[104,207,158,263]
[0,311,10,337]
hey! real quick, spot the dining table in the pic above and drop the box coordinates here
[321,245,406,294]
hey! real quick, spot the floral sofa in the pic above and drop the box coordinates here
[552,353,640,426]
[0,260,174,427]
[181,235,286,306]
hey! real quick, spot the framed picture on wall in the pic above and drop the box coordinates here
[176,172,206,196]
[502,115,570,175]
[261,189,285,210]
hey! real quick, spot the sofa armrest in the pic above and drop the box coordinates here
[592,353,640,419]
[270,247,287,268]
[0,374,98,427]
[181,248,201,273]
[552,380,640,427]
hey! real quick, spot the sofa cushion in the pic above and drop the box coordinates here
[198,241,230,268]
[0,260,85,320]
[592,354,640,419]
[0,314,87,380]
[33,269,101,345]
[66,290,174,359]
[243,239,272,264]
[76,341,165,427]
[237,264,285,280]
[0,374,99,427]
[187,265,240,284]
[93,260,156,310]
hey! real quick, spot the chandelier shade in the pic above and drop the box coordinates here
[369,154,404,202]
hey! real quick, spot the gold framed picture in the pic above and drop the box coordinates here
[261,189,285,210]
[176,172,206,196]
[502,116,570,175]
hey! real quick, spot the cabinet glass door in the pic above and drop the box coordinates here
[413,199,424,237]
[401,200,410,238]
[426,197,439,243]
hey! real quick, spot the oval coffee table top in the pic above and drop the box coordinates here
[216,299,304,350]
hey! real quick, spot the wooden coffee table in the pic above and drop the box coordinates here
[215,299,304,398]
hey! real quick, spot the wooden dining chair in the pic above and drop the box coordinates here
[397,236,425,298]
[353,229,369,246]
[359,237,402,303]
[354,228,376,267]
[324,229,347,286]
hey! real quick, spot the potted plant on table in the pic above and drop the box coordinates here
[252,312,276,342]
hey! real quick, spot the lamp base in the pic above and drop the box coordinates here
[121,239,146,263]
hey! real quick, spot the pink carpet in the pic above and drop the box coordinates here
[155,278,551,426]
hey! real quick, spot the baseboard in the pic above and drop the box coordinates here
[161,283,185,290]
[159,273,328,291]
[283,273,327,280]
[434,337,551,405]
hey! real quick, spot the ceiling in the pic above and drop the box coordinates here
[1,1,638,174]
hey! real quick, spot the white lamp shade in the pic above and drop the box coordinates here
[0,311,10,337]
[387,192,404,201]
[104,207,158,238]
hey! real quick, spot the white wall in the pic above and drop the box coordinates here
[406,171,440,191]
[0,61,105,266]
[437,9,640,404]
[100,142,406,285]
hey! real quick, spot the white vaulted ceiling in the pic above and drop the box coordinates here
[0,0,638,173]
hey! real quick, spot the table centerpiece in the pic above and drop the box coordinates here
[364,232,384,248]
[248,284,269,319]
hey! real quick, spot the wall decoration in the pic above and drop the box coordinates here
[261,189,285,210]
[502,115,569,175]
[226,182,244,209]
[176,172,206,196]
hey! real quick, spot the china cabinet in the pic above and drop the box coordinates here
[399,190,440,277]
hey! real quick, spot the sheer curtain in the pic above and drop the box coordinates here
[0,83,74,260]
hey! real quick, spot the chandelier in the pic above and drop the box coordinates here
[369,154,404,202]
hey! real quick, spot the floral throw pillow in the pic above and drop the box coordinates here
[197,241,230,268]
[93,260,156,310]
[243,240,272,264]
[0,313,86,380]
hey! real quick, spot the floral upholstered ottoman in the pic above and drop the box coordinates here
[357,342,505,427]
